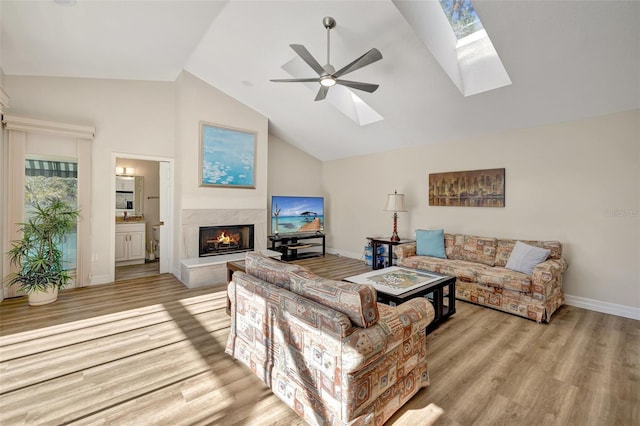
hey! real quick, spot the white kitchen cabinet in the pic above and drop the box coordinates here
[115,222,146,265]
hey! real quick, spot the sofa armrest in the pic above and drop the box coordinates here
[380,297,435,331]
[393,242,417,260]
[341,298,433,373]
[531,258,569,299]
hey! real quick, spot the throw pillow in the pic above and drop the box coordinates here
[505,241,551,275]
[416,229,446,259]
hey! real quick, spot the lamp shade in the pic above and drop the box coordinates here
[384,190,406,212]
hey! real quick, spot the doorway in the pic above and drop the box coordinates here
[112,154,173,282]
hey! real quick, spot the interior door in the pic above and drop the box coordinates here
[159,161,171,274]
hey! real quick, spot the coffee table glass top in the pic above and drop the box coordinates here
[345,266,445,296]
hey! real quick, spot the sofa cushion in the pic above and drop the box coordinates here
[397,256,450,274]
[495,239,562,267]
[438,260,489,282]
[461,235,497,266]
[416,229,446,258]
[505,241,551,275]
[289,269,379,328]
[444,233,465,260]
[476,267,532,294]
[244,251,307,290]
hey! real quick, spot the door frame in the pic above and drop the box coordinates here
[110,153,174,282]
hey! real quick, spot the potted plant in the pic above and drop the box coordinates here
[6,197,80,305]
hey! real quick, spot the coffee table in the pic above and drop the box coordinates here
[345,266,456,331]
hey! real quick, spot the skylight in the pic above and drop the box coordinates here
[393,0,512,97]
[438,0,483,41]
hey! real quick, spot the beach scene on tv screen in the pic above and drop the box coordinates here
[272,196,324,234]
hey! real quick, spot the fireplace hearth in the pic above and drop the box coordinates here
[199,224,254,257]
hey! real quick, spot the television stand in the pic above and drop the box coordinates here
[269,233,325,261]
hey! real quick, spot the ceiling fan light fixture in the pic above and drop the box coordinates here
[320,76,336,87]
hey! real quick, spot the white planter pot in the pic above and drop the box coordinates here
[28,287,59,306]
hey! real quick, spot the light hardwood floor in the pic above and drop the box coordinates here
[115,260,160,281]
[0,255,637,425]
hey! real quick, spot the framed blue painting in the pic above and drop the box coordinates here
[199,122,256,188]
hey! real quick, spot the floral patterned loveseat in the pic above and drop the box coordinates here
[394,234,568,323]
[226,252,435,426]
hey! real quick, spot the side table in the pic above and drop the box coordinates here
[226,260,246,315]
[367,237,415,270]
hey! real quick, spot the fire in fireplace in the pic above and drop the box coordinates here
[199,224,254,257]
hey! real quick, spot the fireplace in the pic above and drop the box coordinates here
[199,224,254,257]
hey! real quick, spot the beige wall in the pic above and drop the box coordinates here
[5,75,175,283]
[175,71,268,211]
[4,70,637,316]
[323,110,640,312]
[267,134,324,233]
[4,72,268,284]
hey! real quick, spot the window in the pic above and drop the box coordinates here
[393,0,512,96]
[25,157,78,273]
[439,0,484,41]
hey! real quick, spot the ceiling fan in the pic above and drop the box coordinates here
[270,16,383,101]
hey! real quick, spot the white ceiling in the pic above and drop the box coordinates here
[2,0,639,161]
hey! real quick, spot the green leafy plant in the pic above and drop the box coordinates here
[6,197,80,294]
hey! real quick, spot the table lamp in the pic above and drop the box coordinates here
[384,190,406,241]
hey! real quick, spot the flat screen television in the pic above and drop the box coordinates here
[271,195,324,235]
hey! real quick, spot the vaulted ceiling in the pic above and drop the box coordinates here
[2,1,639,161]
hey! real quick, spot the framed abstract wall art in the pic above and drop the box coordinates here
[199,122,256,188]
[429,168,505,207]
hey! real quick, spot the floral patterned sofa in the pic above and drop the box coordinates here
[394,234,568,323]
[226,252,435,426]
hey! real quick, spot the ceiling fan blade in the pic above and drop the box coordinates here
[335,79,379,93]
[333,48,383,78]
[270,78,321,83]
[314,86,330,101]
[290,44,325,76]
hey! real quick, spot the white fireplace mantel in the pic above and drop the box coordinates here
[179,208,269,288]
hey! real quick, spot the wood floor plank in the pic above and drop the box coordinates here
[0,254,637,425]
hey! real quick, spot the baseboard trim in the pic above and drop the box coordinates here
[564,294,640,320]
[89,274,112,286]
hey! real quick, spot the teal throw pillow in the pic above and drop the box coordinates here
[416,229,446,258]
